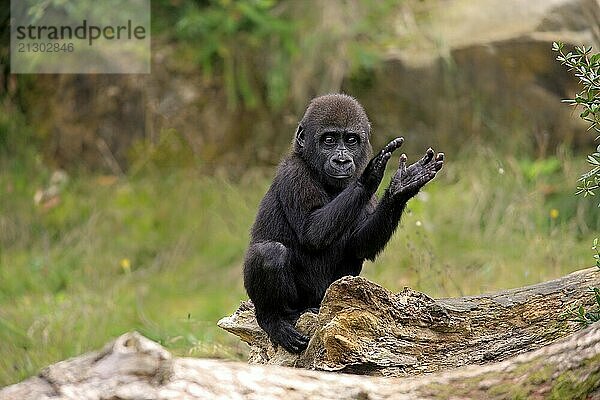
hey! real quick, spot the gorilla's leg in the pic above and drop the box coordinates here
[244,241,309,353]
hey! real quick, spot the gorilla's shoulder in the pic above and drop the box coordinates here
[274,154,310,184]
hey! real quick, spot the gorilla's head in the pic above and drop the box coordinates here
[294,94,373,189]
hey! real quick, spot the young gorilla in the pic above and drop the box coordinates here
[244,94,444,353]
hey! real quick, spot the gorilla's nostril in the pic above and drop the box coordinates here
[333,158,351,165]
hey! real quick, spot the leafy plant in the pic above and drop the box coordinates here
[567,287,600,325]
[174,0,398,111]
[176,0,296,110]
[553,42,600,199]
[565,241,600,325]
[554,42,600,326]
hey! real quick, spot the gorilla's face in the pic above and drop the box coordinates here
[295,94,372,189]
[318,129,361,180]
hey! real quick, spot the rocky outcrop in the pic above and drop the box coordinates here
[349,0,600,155]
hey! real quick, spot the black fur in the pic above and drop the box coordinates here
[243,94,443,353]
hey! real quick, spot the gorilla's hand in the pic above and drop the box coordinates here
[389,148,444,200]
[359,137,404,194]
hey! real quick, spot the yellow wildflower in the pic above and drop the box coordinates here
[120,258,131,273]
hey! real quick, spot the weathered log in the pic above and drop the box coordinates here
[218,267,600,376]
[1,324,599,399]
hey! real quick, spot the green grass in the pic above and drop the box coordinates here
[1,145,598,386]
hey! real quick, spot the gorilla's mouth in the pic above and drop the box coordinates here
[325,165,355,179]
[324,159,355,180]
[326,172,353,179]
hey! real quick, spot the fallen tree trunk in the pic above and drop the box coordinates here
[1,324,599,399]
[2,268,599,400]
[218,267,600,376]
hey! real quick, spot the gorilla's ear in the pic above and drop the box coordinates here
[295,124,305,148]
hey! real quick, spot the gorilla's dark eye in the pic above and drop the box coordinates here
[346,135,359,145]
[323,135,336,145]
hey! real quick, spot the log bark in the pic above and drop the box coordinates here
[2,268,599,400]
[218,267,600,376]
[1,324,599,399]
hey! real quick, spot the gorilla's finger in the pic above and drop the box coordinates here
[399,153,408,172]
[418,148,435,165]
[284,323,308,342]
[382,137,404,154]
[375,152,391,173]
[296,335,309,346]
[281,338,300,353]
[381,151,392,165]
[282,339,302,353]
[281,326,308,352]
[424,157,442,172]
[371,148,387,167]
[288,340,303,353]
[291,329,309,344]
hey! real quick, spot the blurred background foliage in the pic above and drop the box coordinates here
[1,0,600,386]
[172,0,396,111]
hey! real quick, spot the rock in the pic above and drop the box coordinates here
[345,0,600,154]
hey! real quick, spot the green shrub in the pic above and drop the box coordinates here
[554,42,600,325]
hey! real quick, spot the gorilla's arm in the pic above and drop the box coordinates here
[296,182,372,250]
[347,191,406,261]
[349,149,444,260]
